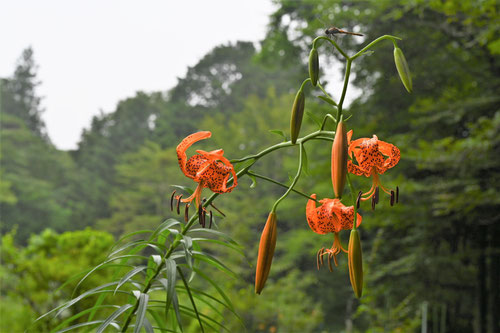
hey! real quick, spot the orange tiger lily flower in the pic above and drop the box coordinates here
[347,130,400,206]
[306,194,362,270]
[176,131,237,208]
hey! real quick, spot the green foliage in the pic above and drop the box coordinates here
[0,228,115,332]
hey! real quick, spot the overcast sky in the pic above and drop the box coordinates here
[1,0,277,150]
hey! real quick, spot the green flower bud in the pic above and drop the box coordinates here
[309,48,319,86]
[290,89,305,144]
[394,47,412,93]
[348,229,363,298]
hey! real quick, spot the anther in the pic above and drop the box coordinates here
[198,204,203,226]
[316,249,321,270]
[176,194,183,215]
[374,186,379,204]
[209,210,213,229]
[371,196,376,210]
[333,253,338,267]
[356,191,363,209]
[202,210,207,228]
[184,203,190,222]
[390,190,395,206]
[320,248,324,266]
[170,190,176,211]
[328,253,333,272]
[396,186,399,203]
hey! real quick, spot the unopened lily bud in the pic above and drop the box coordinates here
[348,229,363,298]
[290,89,305,144]
[331,121,348,198]
[309,48,319,86]
[255,212,277,294]
[394,47,412,93]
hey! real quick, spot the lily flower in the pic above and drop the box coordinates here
[306,194,362,270]
[347,130,400,206]
[176,131,237,208]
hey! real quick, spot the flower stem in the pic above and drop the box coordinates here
[350,35,401,61]
[271,143,304,213]
[346,172,358,230]
[312,36,349,59]
[247,170,319,203]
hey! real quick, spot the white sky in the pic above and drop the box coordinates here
[1,0,277,150]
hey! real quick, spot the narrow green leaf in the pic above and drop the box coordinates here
[96,304,133,333]
[317,95,337,106]
[164,259,177,314]
[249,174,257,188]
[134,293,150,333]
[192,251,237,278]
[147,255,162,280]
[56,320,112,333]
[181,236,193,269]
[192,267,234,311]
[190,238,244,256]
[305,111,323,127]
[171,184,194,194]
[72,255,145,298]
[177,267,204,333]
[48,305,118,333]
[114,266,147,295]
[143,317,155,333]
[269,129,287,141]
[147,309,167,331]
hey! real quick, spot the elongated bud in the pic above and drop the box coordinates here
[290,90,305,144]
[309,48,319,86]
[255,212,277,294]
[331,121,348,198]
[394,47,412,93]
[348,229,363,298]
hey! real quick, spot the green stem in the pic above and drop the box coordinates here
[247,171,319,203]
[312,36,349,59]
[320,114,337,130]
[230,130,335,164]
[271,143,304,213]
[299,78,311,91]
[346,173,358,230]
[350,35,401,61]
[337,59,352,120]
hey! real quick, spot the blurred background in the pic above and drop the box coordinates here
[1,0,499,332]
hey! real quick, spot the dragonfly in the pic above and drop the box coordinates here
[325,27,363,37]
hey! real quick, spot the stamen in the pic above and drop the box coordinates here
[176,194,183,215]
[202,210,206,228]
[374,186,379,204]
[332,253,338,266]
[209,210,213,229]
[328,253,333,272]
[356,191,362,209]
[209,202,226,217]
[170,190,176,211]
[396,186,399,203]
[184,203,190,222]
[316,249,321,270]
[320,248,324,266]
[198,204,203,226]
[371,196,376,210]
[390,191,395,206]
